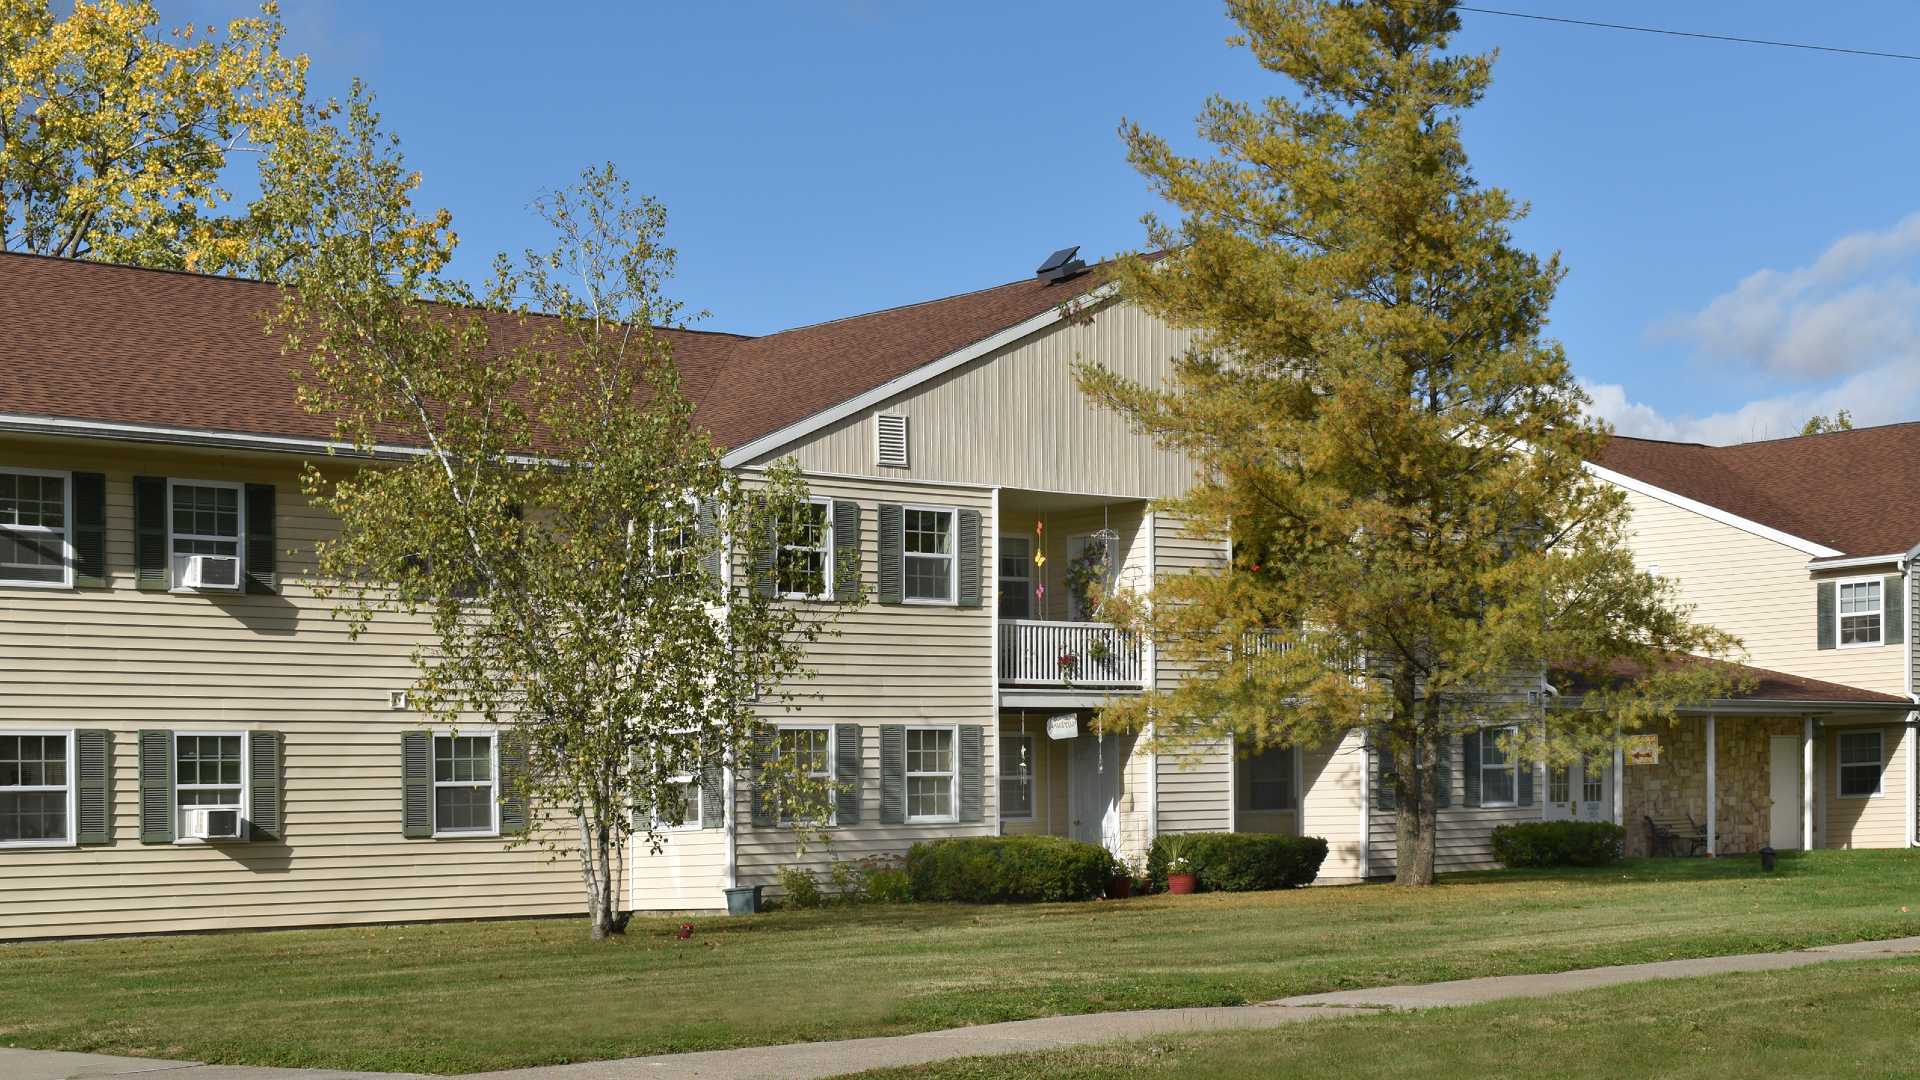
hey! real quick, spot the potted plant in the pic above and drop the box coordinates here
[1163,836,1198,895]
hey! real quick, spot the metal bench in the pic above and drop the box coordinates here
[1646,813,1707,857]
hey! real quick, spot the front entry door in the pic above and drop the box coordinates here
[1546,758,1612,821]
[1769,735,1802,849]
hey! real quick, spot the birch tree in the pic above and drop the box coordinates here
[278,153,845,937]
[1083,0,1743,885]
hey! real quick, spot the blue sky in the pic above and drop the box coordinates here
[174,2,1920,444]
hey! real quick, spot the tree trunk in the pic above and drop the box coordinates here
[1393,729,1439,886]
[579,815,618,940]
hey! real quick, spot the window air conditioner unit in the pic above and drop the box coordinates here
[184,807,245,841]
[181,554,241,590]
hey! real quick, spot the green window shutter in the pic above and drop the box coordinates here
[401,731,432,838]
[1884,575,1905,646]
[137,729,175,843]
[876,504,903,604]
[834,723,862,825]
[959,725,984,823]
[1434,738,1452,809]
[697,502,721,581]
[499,732,529,835]
[244,484,277,593]
[71,473,108,588]
[752,515,777,599]
[832,500,861,602]
[1373,741,1395,812]
[132,476,168,591]
[879,724,906,824]
[1462,731,1482,807]
[75,729,113,845]
[956,509,982,609]
[749,728,777,827]
[1517,759,1535,807]
[1817,581,1837,650]
[701,763,726,829]
[248,731,283,841]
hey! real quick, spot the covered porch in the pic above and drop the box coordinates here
[996,709,1151,859]
[1556,659,1915,858]
[997,489,1151,693]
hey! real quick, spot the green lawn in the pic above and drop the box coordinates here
[2,850,1918,1074]
[848,957,1920,1079]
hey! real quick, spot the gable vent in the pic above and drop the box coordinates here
[874,414,909,468]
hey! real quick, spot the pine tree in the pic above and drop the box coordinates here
[1082,0,1741,884]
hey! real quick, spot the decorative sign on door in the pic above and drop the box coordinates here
[1625,734,1661,766]
[1046,713,1079,740]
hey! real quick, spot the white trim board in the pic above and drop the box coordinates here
[720,284,1119,468]
[1584,461,1843,559]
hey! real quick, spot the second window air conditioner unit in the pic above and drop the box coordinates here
[181,554,241,590]
[183,807,245,841]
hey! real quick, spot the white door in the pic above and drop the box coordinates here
[1769,735,1801,849]
[1545,758,1611,821]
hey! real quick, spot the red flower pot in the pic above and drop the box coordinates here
[1167,872,1197,895]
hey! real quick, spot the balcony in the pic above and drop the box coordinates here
[999,619,1144,689]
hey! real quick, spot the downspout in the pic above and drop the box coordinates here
[723,521,739,891]
[1358,736,1371,880]
[1905,547,1918,847]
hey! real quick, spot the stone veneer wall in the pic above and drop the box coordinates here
[1623,716,1805,856]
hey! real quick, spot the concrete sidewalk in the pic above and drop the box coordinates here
[11,935,1920,1080]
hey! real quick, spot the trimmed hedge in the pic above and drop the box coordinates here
[905,835,1116,903]
[1145,832,1328,892]
[1491,820,1625,868]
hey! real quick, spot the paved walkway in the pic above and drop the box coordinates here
[10,935,1920,1080]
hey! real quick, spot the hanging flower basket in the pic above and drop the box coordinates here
[1056,651,1079,675]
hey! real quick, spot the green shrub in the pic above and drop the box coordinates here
[864,865,914,904]
[777,865,825,909]
[1491,820,1625,868]
[1145,833,1328,892]
[905,835,1116,903]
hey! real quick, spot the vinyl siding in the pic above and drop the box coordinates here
[1824,722,1910,849]
[749,301,1202,500]
[1301,728,1366,880]
[732,474,998,892]
[1155,738,1232,834]
[1616,486,1906,695]
[1152,513,1230,691]
[631,824,729,911]
[0,437,583,939]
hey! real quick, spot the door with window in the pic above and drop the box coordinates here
[1067,732,1121,850]
[1544,756,1611,821]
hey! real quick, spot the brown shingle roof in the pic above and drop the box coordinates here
[0,251,1106,454]
[1551,655,1910,706]
[1593,425,1920,558]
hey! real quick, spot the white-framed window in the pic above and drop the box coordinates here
[1837,730,1884,799]
[433,733,499,836]
[1240,745,1297,811]
[1479,725,1519,807]
[999,733,1034,819]
[1836,577,1885,647]
[0,730,76,847]
[998,535,1033,620]
[655,775,704,830]
[174,732,247,842]
[905,726,958,823]
[168,479,244,592]
[0,468,72,589]
[776,725,834,825]
[1582,756,1604,804]
[903,505,956,604]
[775,498,832,599]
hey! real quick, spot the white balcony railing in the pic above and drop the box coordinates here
[999,619,1144,688]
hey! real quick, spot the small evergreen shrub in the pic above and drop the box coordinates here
[1145,833,1328,892]
[777,865,825,908]
[1491,820,1625,868]
[905,836,1116,903]
[864,865,914,904]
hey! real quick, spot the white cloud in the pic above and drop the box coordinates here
[1652,212,1920,380]
[1584,361,1920,445]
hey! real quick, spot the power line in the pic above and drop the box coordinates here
[1457,6,1920,63]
